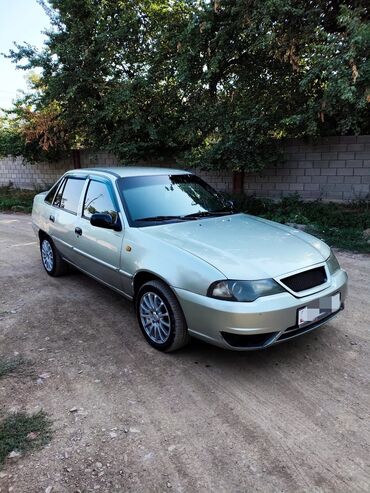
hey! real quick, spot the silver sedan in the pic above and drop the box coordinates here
[32,167,348,351]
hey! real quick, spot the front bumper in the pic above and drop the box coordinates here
[174,269,348,350]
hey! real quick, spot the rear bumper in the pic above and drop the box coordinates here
[174,269,348,351]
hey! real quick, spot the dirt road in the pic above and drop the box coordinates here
[0,213,369,492]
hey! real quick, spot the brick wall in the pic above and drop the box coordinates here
[244,135,370,201]
[0,151,234,194]
[0,135,369,201]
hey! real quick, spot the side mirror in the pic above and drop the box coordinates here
[90,213,121,231]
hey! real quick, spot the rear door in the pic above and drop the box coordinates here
[48,175,87,262]
[72,176,125,291]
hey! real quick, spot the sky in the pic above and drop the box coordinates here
[0,0,50,109]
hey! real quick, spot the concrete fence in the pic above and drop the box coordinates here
[0,135,369,201]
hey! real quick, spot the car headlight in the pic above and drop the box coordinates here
[326,249,340,275]
[207,279,285,302]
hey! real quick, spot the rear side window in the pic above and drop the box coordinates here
[83,180,118,222]
[53,177,85,214]
[53,178,67,208]
[45,179,62,204]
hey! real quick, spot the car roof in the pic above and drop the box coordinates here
[66,166,191,178]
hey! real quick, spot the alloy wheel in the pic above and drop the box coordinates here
[41,239,54,272]
[139,291,171,344]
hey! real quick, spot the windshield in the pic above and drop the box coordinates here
[117,174,234,226]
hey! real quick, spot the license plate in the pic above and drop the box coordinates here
[298,293,341,327]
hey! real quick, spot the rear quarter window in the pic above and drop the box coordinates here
[53,177,86,214]
[44,179,62,204]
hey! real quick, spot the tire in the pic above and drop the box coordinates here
[40,236,69,277]
[136,280,190,352]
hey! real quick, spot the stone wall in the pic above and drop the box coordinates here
[0,135,369,201]
[0,151,234,194]
[244,135,370,201]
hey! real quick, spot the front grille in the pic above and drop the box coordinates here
[280,266,327,292]
[221,331,278,348]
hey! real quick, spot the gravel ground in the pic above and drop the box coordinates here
[0,213,369,493]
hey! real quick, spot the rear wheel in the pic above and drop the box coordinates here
[136,280,190,352]
[40,236,68,276]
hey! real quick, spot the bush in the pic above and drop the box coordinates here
[0,186,37,213]
[236,194,370,253]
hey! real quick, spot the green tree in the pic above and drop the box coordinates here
[0,75,71,163]
[4,0,370,170]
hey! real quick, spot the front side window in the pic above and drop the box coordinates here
[117,174,234,226]
[53,177,85,214]
[83,180,118,222]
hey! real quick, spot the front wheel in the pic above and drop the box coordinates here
[40,236,68,276]
[136,280,190,352]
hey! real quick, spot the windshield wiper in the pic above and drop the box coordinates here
[136,210,235,222]
[182,210,235,219]
[136,215,197,222]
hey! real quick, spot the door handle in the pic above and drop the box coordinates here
[75,227,82,236]
[49,215,55,222]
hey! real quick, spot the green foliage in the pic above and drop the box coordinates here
[237,194,370,253]
[0,411,52,466]
[0,117,28,160]
[4,0,370,168]
[0,105,68,164]
[0,356,27,378]
[314,226,369,252]
[0,186,37,212]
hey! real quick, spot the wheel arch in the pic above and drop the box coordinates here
[38,229,49,242]
[133,270,170,300]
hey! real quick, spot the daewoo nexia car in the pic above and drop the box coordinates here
[32,167,347,352]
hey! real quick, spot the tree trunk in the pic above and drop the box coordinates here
[232,170,244,194]
[72,149,81,169]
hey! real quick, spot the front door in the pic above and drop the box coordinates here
[72,177,124,291]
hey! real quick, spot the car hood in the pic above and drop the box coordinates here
[140,213,330,280]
